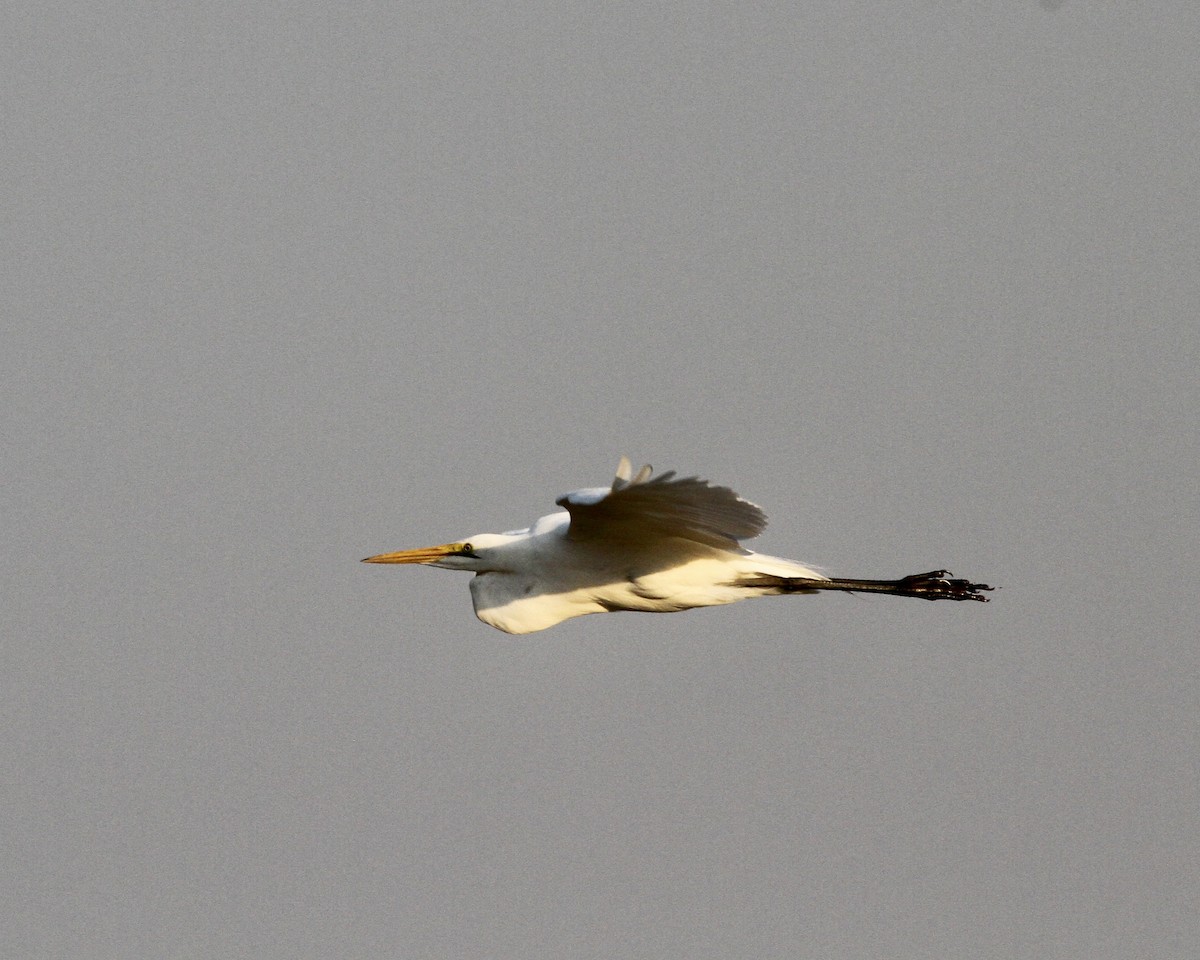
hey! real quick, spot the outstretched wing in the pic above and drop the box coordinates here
[555,459,767,549]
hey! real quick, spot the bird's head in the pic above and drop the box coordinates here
[361,532,515,572]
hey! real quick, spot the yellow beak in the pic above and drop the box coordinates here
[361,543,464,564]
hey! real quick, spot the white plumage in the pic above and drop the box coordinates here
[363,457,991,634]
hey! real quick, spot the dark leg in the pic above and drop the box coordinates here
[741,570,993,602]
[786,570,993,602]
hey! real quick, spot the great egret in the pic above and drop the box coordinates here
[363,457,992,634]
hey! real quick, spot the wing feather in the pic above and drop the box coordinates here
[556,461,767,549]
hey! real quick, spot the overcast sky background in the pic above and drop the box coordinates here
[6,2,1198,957]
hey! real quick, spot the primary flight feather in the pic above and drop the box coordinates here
[363,457,992,634]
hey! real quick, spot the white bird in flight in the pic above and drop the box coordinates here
[363,457,992,634]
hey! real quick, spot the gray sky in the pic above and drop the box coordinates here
[6,2,1198,957]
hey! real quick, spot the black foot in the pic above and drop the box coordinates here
[896,570,993,602]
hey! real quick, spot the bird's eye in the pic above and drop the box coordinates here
[460,542,474,554]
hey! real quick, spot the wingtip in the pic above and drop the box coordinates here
[612,456,655,490]
[612,455,632,490]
